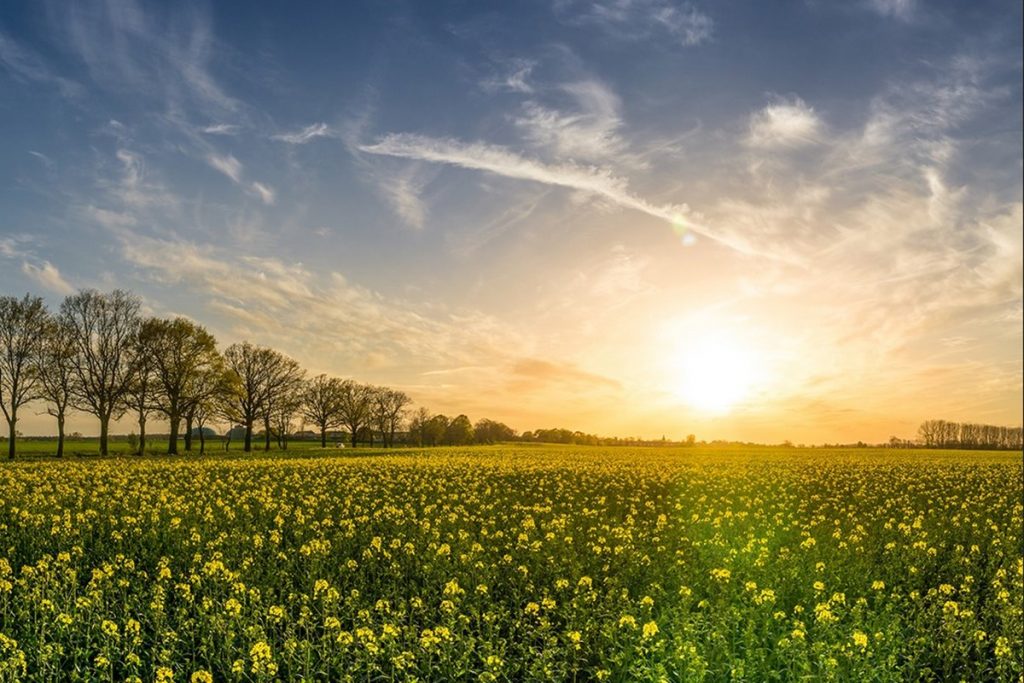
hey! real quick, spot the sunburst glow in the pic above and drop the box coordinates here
[672,335,757,414]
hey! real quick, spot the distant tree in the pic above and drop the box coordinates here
[147,318,221,454]
[685,434,696,446]
[446,414,474,446]
[407,406,431,447]
[61,290,141,456]
[258,352,304,451]
[36,315,78,458]
[337,379,372,448]
[269,381,304,450]
[423,413,449,446]
[221,342,279,453]
[301,374,345,448]
[474,418,516,444]
[0,295,48,459]
[371,387,412,447]
[188,363,232,455]
[125,321,159,455]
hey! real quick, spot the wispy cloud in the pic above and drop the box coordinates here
[867,0,915,20]
[516,79,626,162]
[21,260,74,295]
[359,133,702,233]
[556,0,713,46]
[205,153,243,183]
[0,31,82,99]
[201,123,240,135]
[747,97,823,148]
[250,181,276,205]
[272,122,335,144]
[481,58,536,93]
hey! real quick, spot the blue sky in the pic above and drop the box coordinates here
[1,0,1021,441]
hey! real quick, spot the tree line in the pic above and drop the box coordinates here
[916,420,1023,450]
[0,290,423,459]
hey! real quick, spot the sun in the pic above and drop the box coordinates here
[672,334,757,414]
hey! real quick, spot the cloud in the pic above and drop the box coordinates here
[508,358,621,391]
[21,260,74,295]
[205,153,243,183]
[515,79,626,162]
[0,31,82,99]
[201,123,240,135]
[867,0,914,20]
[28,150,54,168]
[747,97,823,148]
[557,0,713,46]
[481,59,536,93]
[272,122,335,144]
[359,133,703,234]
[378,171,427,229]
[250,181,276,205]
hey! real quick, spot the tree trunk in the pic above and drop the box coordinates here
[138,413,146,456]
[321,427,327,448]
[199,427,206,455]
[56,415,65,458]
[350,427,358,449]
[264,417,272,451]
[168,412,180,455]
[184,414,194,452]
[244,420,253,452]
[99,415,109,456]
[7,411,16,460]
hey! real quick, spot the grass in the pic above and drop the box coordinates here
[0,444,1020,681]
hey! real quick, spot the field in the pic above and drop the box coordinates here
[0,446,1020,682]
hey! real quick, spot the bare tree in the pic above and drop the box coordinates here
[337,379,372,448]
[125,321,159,455]
[0,295,48,459]
[221,342,287,452]
[147,318,220,454]
[36,315,78,458]
[407,406,430,447]
[258,352,304,451]
[371,387,412,447]
[270,383,304,450]
[189,364,232,455]
[61,290,141,456]
[301,374,345,448]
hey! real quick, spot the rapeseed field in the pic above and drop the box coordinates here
[0,446,1020,681]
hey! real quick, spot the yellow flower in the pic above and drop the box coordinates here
[619,615,637,629]
[852,631,869,649]
[642,621,659,639]
[191,672,213,683]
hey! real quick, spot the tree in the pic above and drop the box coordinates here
[371,387,412,447]
[258,352,304,451]
[474,418,516,444]
[125,322,159,455]
[36,315,78,458]
[407,406,431,447]
[147,318,221,454]
[221,342,288,452]
[301,374,345,448]
[0,295,48,459]
[445,414,474,445]
[269,381,303,450]
[424,413,449,446]
[188,363,232,456]
[337,379,372,448]
[61,290,141,456]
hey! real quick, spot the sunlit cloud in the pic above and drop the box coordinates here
[359,133,704,235]
[21,260,74,295]
[746,97,823,148]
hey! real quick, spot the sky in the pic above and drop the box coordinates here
[1,0,1021,443]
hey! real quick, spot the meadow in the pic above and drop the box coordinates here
[0,445,1020,682]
